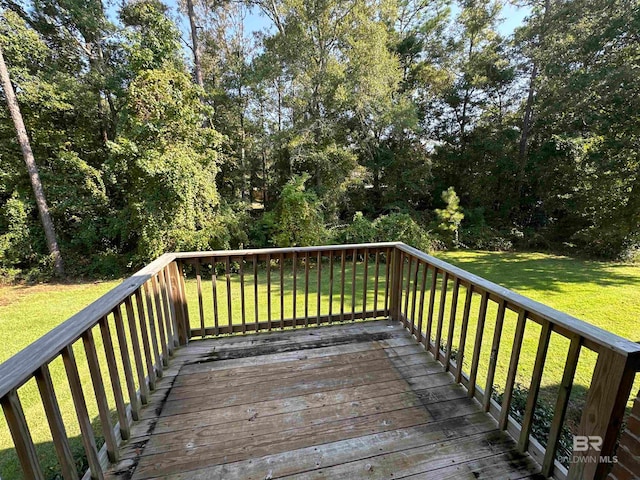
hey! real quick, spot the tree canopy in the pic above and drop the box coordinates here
[1,0,638,278]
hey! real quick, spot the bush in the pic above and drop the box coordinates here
[373,213,434,251]
[270,175,327,247]
[435,187,464,246]
[461,226,513,251]
[333,212,376,245]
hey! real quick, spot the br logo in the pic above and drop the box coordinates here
[573,436,603,452]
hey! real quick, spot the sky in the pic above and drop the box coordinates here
[236,3,530,37]
[108,0,531,56]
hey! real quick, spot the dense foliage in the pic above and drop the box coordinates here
[1,0,638,279]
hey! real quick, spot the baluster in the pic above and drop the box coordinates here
[483,299,506,411]
[340,250,346,322]
[402,256,412,324]
[328,253,334,322]
[455,284,474,384]
[211,261,220,336]
[175,260,190,340]
[384,247,392,316]
[444,278,460,371]
[254,256,259,331]
[82,329,118,462]
[195,262,205,338]
[239,257,246,333]
[543,335,581,476]
[362,248,369,317]
[434,272,449,358]
[518,320,551,451]
[351,248,357,321]
[390,249,403,322]
[424,268,439,352]
[373,250,380,317]
[569,348,635,480]
[416,265,429,344]
[165,262,183,345]
[500,309,527,430]
[98,316,130,440]
[225,256,233,330]
[1,390,45,480]
[158,268,176,347]
[308,252,313,325]
[410,260,419,335]
[35,365,78,479]
[142,284,163,377]
[468,290,489,399]
[316,251,322,324]
[150,277,169,364]
[280,252,285,329]
[113,306,140,420]
[292,252,298,324]
[134,291,156,390]
[266,253,272,330]
[62,345,103,479]
[124,296,149,404]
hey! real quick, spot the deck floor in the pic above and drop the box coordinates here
[106,321,543,480]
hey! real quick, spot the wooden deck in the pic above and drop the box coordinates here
[105,321,543,480]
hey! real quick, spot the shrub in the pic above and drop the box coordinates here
[333,212,376,245]
[271,174,327,247]
[461,226,514,251]
[373,213,434,251]
[435,187,464,246]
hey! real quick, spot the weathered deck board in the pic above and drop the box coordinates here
[105,320,542,480]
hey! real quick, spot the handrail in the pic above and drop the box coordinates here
[172,241,403,259]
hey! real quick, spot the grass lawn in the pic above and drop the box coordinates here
[0,250,638,479]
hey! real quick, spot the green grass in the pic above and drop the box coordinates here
[0,251,638,478]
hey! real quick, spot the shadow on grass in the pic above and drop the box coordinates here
[0,414,106,480]
[436,251,640,293]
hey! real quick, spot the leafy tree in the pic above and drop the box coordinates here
[435,186,464,245]
[270,174,325,247]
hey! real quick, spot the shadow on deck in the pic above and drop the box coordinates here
[105,321,543,480]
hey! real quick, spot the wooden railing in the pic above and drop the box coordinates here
[173,244,395,335]
[0,242,638,480]
[0,253,188,480]
[393,244,640,480]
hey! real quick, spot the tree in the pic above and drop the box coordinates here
[435,187,464,245]
[270,174,325,247]
[0,41,64,275]
[185,0,204,88]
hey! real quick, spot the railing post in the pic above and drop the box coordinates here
[168,260,190,345]
[389,247,403,322]
[607,389,640,480]
[568,349,638,480]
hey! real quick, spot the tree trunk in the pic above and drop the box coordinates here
[517,64,537,174]
[516,0,551,202]
[0,44,64,275]
[186,0,204,88]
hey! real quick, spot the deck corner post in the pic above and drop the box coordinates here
[169,260,190,345]
[389,247,403,322]
[568,349,637,480]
